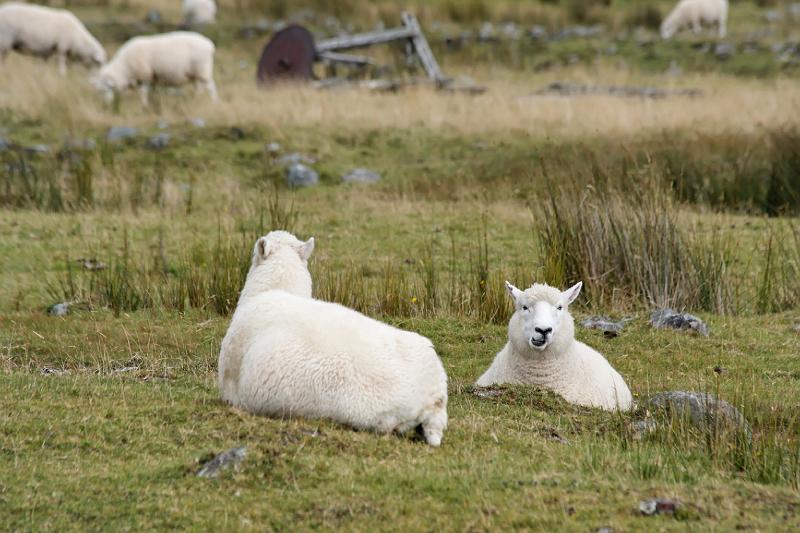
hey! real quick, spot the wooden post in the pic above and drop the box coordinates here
[400,12,446,83]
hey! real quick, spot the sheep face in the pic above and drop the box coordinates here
[505,281,582,353]
[252,230,315,268]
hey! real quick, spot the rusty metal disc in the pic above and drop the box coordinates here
[257,25,316,85]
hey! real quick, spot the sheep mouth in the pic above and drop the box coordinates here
[530,338,547,348]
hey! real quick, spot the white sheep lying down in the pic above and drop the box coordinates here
[182,0,217,26]
[661,0,728,39]
[92,31,217,106]
[218,231,449,446]
[0,2,106,75]
[476,281,633,411]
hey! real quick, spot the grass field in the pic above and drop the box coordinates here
[2,0,800,531]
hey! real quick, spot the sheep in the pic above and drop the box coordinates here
[182,0,216,27]
[91,31,217,106]
[217,231,449,446]
[660,0,728,40]
[0,2,106,75]
[476,281,633,411]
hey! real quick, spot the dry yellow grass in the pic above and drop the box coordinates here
[2,54,798,140]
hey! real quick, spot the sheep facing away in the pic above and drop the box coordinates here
[91,31,217,106]
[0,2,106,75]
[182,0,216,26]
[661,0,728,39]
[476,281,633,411]
[217,231,449,446]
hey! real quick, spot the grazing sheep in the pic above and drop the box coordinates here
[91,31,217,106]
[217,231,449,446]
[0,2,106,75]
[661,0,728,39]
[182,0,216,26]
[476,281,633,411]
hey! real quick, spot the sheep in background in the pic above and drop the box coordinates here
[661,0,728,39]
[218,231,449,446]
[182,0,216,27]
[0,2,106,75]
[476,281,633,411]
[91,31,217,106]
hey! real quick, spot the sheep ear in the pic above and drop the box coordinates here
[562,281,583,305]
[299,237,314,261]
[255,237,271,261]
[505,281,524,302]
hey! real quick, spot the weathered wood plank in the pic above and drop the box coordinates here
[400,12,446,83]
[316,26,418,52]
[317,51,375,66]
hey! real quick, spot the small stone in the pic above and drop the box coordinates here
[359,79,400,92]
[147,133,170,150]
[197,446,247,478]
[639,498,677,516]
[529,25,548,41]
[157,120,169,130]
[112,366,139,374]
[473,388,503,399]
[791,3,800,18]
[500,22,521,40]
[76,258,107,271]
[265,142,281,155]
[41,367,68,375]
[144,9,161,24]
[478,22,496,42]
[632,419,657,440]
[48,302,69,316]
[714,42,735,60]
[581,316,632,334]
[342,168,381,184]
[285,163,319,188]
[189,117,206,128]
[24,144,49,154]
[648,391,751,435]
[596,528,614,533]
[650,309,709,336]
[764,10,782,23]
[0,137,9,151]
[276,153,316,166]
[106,126,138,142]
[792,323,800,333]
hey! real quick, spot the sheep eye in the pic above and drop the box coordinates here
[557,305,563,310]
[522,305,528,311]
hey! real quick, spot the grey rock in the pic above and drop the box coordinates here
[342,168,381,184]
[265,142,281,155]
[41,367,68,375]
[276,152,316,166]
[286,163,319,188]
[501,22,521,40]
[478,22,496,42]
[648,391,751,434]
[536,82,701,99]
[145,9,161,24]
[764,9,782,23]
[596,528,614,533]
[48,302,69,316]
[791,3,800,18]
[106,126,138,142]
[25,144,49,154]
[112,366,139,374]
[197,446,247,478]
[157,120,169,130]
[76,258,107,271]
[632,418,657,440]
[554,25,604,41]
[650,308,709,336]
[359,79,400,92]
[529,25,548,41]
[714,42,735,60]
[792,323,800,333]
[147,133,170,150]
[639,499,677,516]
[189,117,206,128]
[0,137,10,151]
[581,316,632,334]
[473,388,503,399]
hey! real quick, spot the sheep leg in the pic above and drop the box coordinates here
[138,84,150,107]
[691,17,702,35]
[205,79,219,102]
[58,53,67,76]
[718,20,727,39]
[421,401,447,447]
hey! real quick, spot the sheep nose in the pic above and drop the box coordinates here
[535,327,552,336]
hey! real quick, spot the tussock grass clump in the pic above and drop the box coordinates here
[537,179,738,313]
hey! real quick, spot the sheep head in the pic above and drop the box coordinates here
[252,231,314,267]
[505,280,582,354]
